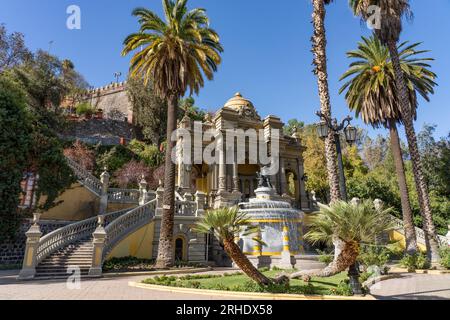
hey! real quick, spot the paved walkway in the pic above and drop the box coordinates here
[1,270,449,300]
[0,270,244,300]
[370,273,450,300]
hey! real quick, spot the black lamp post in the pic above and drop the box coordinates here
[315,111,357,202]
[114,72,122,83]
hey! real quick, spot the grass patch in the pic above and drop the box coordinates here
[142,270,352,296]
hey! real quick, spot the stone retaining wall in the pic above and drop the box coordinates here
[0,220,71,266]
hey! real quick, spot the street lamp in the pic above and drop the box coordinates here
[113,72,122,83]
[315,111,356,201]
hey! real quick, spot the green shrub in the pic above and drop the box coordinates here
[329,280,353,296]
[103,256,155,272]
[400,253,430,272]
[359,272,372,284]
[358,245,390,270]
[316,249,334,265]
[386,242,405,259]
[96,145,134,176]
[128,140,164,167]
[439,247,450,269]
[75,102,94,116]
[185,281,202,289]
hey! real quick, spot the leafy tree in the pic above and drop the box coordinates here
[113,160,152,189]
[284,119,305,136]
[127,76,167,145]
[0,76,32,242]
[179,97,207,122]
[122,0,223,268]
[418,125,450,197]
[0,24,32,72]
[128,139,164,167]
[63,140,95,172]
[299,124,329,203]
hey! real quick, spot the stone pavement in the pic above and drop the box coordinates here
[0,270,242,300]
[370,273,450,300]
[1,270,449,300]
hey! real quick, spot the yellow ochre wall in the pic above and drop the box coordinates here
[40,183,136,222]
[41,183,99,221]
[389,230,427,252]
[107,222,155,260]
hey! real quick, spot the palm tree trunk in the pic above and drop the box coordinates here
[312,0,341,203]
[155,93,178,269]
[388,119,418,254]
[291,240,359,278]
[222,239,272,286]
[387,41,440,264]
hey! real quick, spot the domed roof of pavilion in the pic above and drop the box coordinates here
[224,92,255,111]
[220,92,261,121]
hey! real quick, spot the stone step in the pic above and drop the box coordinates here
[35,272,91,279]
[39,261,92,266]
[36,267,91,273]
[47,252,93,256]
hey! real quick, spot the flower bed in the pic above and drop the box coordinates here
[143,271,355,296]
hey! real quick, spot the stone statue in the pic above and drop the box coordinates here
[256,170,274,189]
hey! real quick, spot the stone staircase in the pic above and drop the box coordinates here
[35,238,93,279]
[19,157,205,280]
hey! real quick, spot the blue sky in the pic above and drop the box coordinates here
[1,0,449,138]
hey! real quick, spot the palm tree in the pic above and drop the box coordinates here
[339,36,437,255]
[194,207,273,286]
[291,200,395,279]
[122,0,223,268]
[349,0,441,264]
[312,0,341,203]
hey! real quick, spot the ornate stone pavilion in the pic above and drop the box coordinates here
[175,93,313,212]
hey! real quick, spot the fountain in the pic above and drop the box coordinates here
[238,171,305,269]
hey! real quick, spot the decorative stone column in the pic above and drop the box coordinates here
[195,191,206,217]
[99,167,110,215]
[279,158,288,197]
[279,225,294,269]
[217,135,227,194]
[297,159,309,210]
[139,175,148,206]
[18,213,42,280]
[232,163,240,193]
[89,215,107,277]
[156,185,164,216]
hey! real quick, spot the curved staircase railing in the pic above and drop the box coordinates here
[102,199,157,261]
[35,208,131,265]
[66,157,102,196]
[390,215,448,247]
[108,188,140,204]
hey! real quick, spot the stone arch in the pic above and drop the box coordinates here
[173,234,188,262]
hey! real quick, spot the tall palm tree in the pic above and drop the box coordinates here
[122,0,223,268]
[339,36,437,254]
[349,0,441,264]
[312,0,341,203]
[291,200,395,278]
[194,207,273,286]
